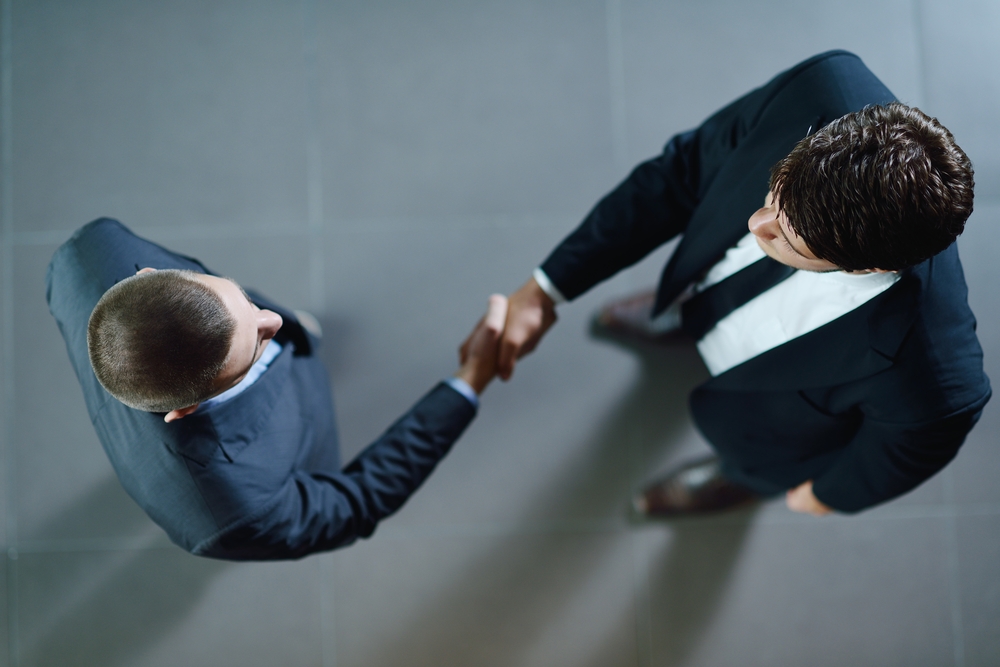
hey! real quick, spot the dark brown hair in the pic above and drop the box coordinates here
[87,269,237,412]
[770,103,974,271]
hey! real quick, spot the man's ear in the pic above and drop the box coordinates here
[136,267,156,275]
[164,404,200,423]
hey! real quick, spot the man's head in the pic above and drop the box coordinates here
[759,102,974,272]
[87,269,282,419]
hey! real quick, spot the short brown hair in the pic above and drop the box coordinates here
[770,102,974,271]
[87,269,237,412]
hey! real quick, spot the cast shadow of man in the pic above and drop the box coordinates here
[16,477,230,667]
[330,324,757,667]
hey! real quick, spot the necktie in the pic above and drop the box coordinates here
[681,257,796,340]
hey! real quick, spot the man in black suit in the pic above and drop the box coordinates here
[496,50,991,516]
[47,218,507,560]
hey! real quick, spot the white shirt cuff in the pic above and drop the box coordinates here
[445,377,480,409]
[532,267,567,304]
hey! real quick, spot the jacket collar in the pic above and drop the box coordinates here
[654,114,827,314]
[162,343,294,465]
[654,138,792,314]
[702,267,921,391]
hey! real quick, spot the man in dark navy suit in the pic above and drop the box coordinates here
[48,219,507,560]
[496,51,990,517]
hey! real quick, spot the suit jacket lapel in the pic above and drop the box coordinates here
[704,269,920,391]
[653,123,808,313]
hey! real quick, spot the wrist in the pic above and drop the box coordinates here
[455,365,490,396]
[525,277,556,313]
[531,268,566,305]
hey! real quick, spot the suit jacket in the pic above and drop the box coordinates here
[47,218,476,560]
[540,51,991,512]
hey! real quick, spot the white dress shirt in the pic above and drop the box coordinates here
[536,233,899,376]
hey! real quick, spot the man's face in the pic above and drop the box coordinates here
[748,191,840,272]
[194,274,283,394]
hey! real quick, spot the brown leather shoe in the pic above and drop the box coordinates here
[633,456,760,517]
[591,289,692,345]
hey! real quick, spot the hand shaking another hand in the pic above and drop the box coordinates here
[456,295,509,395]
[496,277,557,381]
[457,275,558,394]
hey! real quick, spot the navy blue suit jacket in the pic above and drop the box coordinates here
[47,219,476,559]
[541,51,991,511]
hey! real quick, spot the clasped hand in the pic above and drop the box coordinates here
[459,280,832,517]
[457,277,556,391]
[455,295,509,394]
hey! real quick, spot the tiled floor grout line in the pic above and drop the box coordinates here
[304,0,324,316]
[1,0,19,664]
[911,0,930,109]
[942,468,966,667]
[304,1,334,665]
[14,204,1000,248]
[11,225,315,247]
[9,214,584,248]
[13,499,999,556]
[914,4,963,661]
[626,421,651,666]
[605,0,628,177]
[320,555,338,667]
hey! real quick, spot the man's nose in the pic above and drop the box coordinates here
[258,309,284,338]
[748,207,779,240]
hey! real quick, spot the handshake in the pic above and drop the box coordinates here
[454,277,558,395]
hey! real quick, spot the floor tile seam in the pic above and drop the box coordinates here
[2,0,20,662]
[12,223,314,247]
[614,501,1000,529]
[329,213,586,233]
[944,513,966,667]
[748,502,1000,526]
[11,539,176,555]
[360,520,631,540]
[18,501,1000,553]
[10,213,584,246]
[304,4,334,664]
[910,0,930,108]
[303,0,325,316]
[629,531,654,667]
[942,467,966,667]
[605,0,629,175]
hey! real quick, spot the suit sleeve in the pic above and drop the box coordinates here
[810,300,992,512]
[811,398,989,512]
[540,63,804,301]
[541,49,868,301]
[197,382,476,560]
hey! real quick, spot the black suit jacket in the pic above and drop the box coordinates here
[540,51,991,511]
[47,219,476,559]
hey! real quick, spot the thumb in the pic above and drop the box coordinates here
[483,294,508,334]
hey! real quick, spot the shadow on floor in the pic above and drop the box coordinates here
[15,477,230,667]
[334,335,755,666]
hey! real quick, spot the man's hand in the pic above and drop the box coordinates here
[493,277,557,381]
[786,480,833,516]
[456,295,509,395]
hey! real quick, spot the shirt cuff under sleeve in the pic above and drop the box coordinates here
[445,376,480,409]
[532,267,567,304]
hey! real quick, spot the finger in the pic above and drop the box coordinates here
[784,489,799,512]
[483,294,509,334]
[459,315,484,364]
[497,335,519,381]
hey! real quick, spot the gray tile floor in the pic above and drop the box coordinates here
[1,1,998,665]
